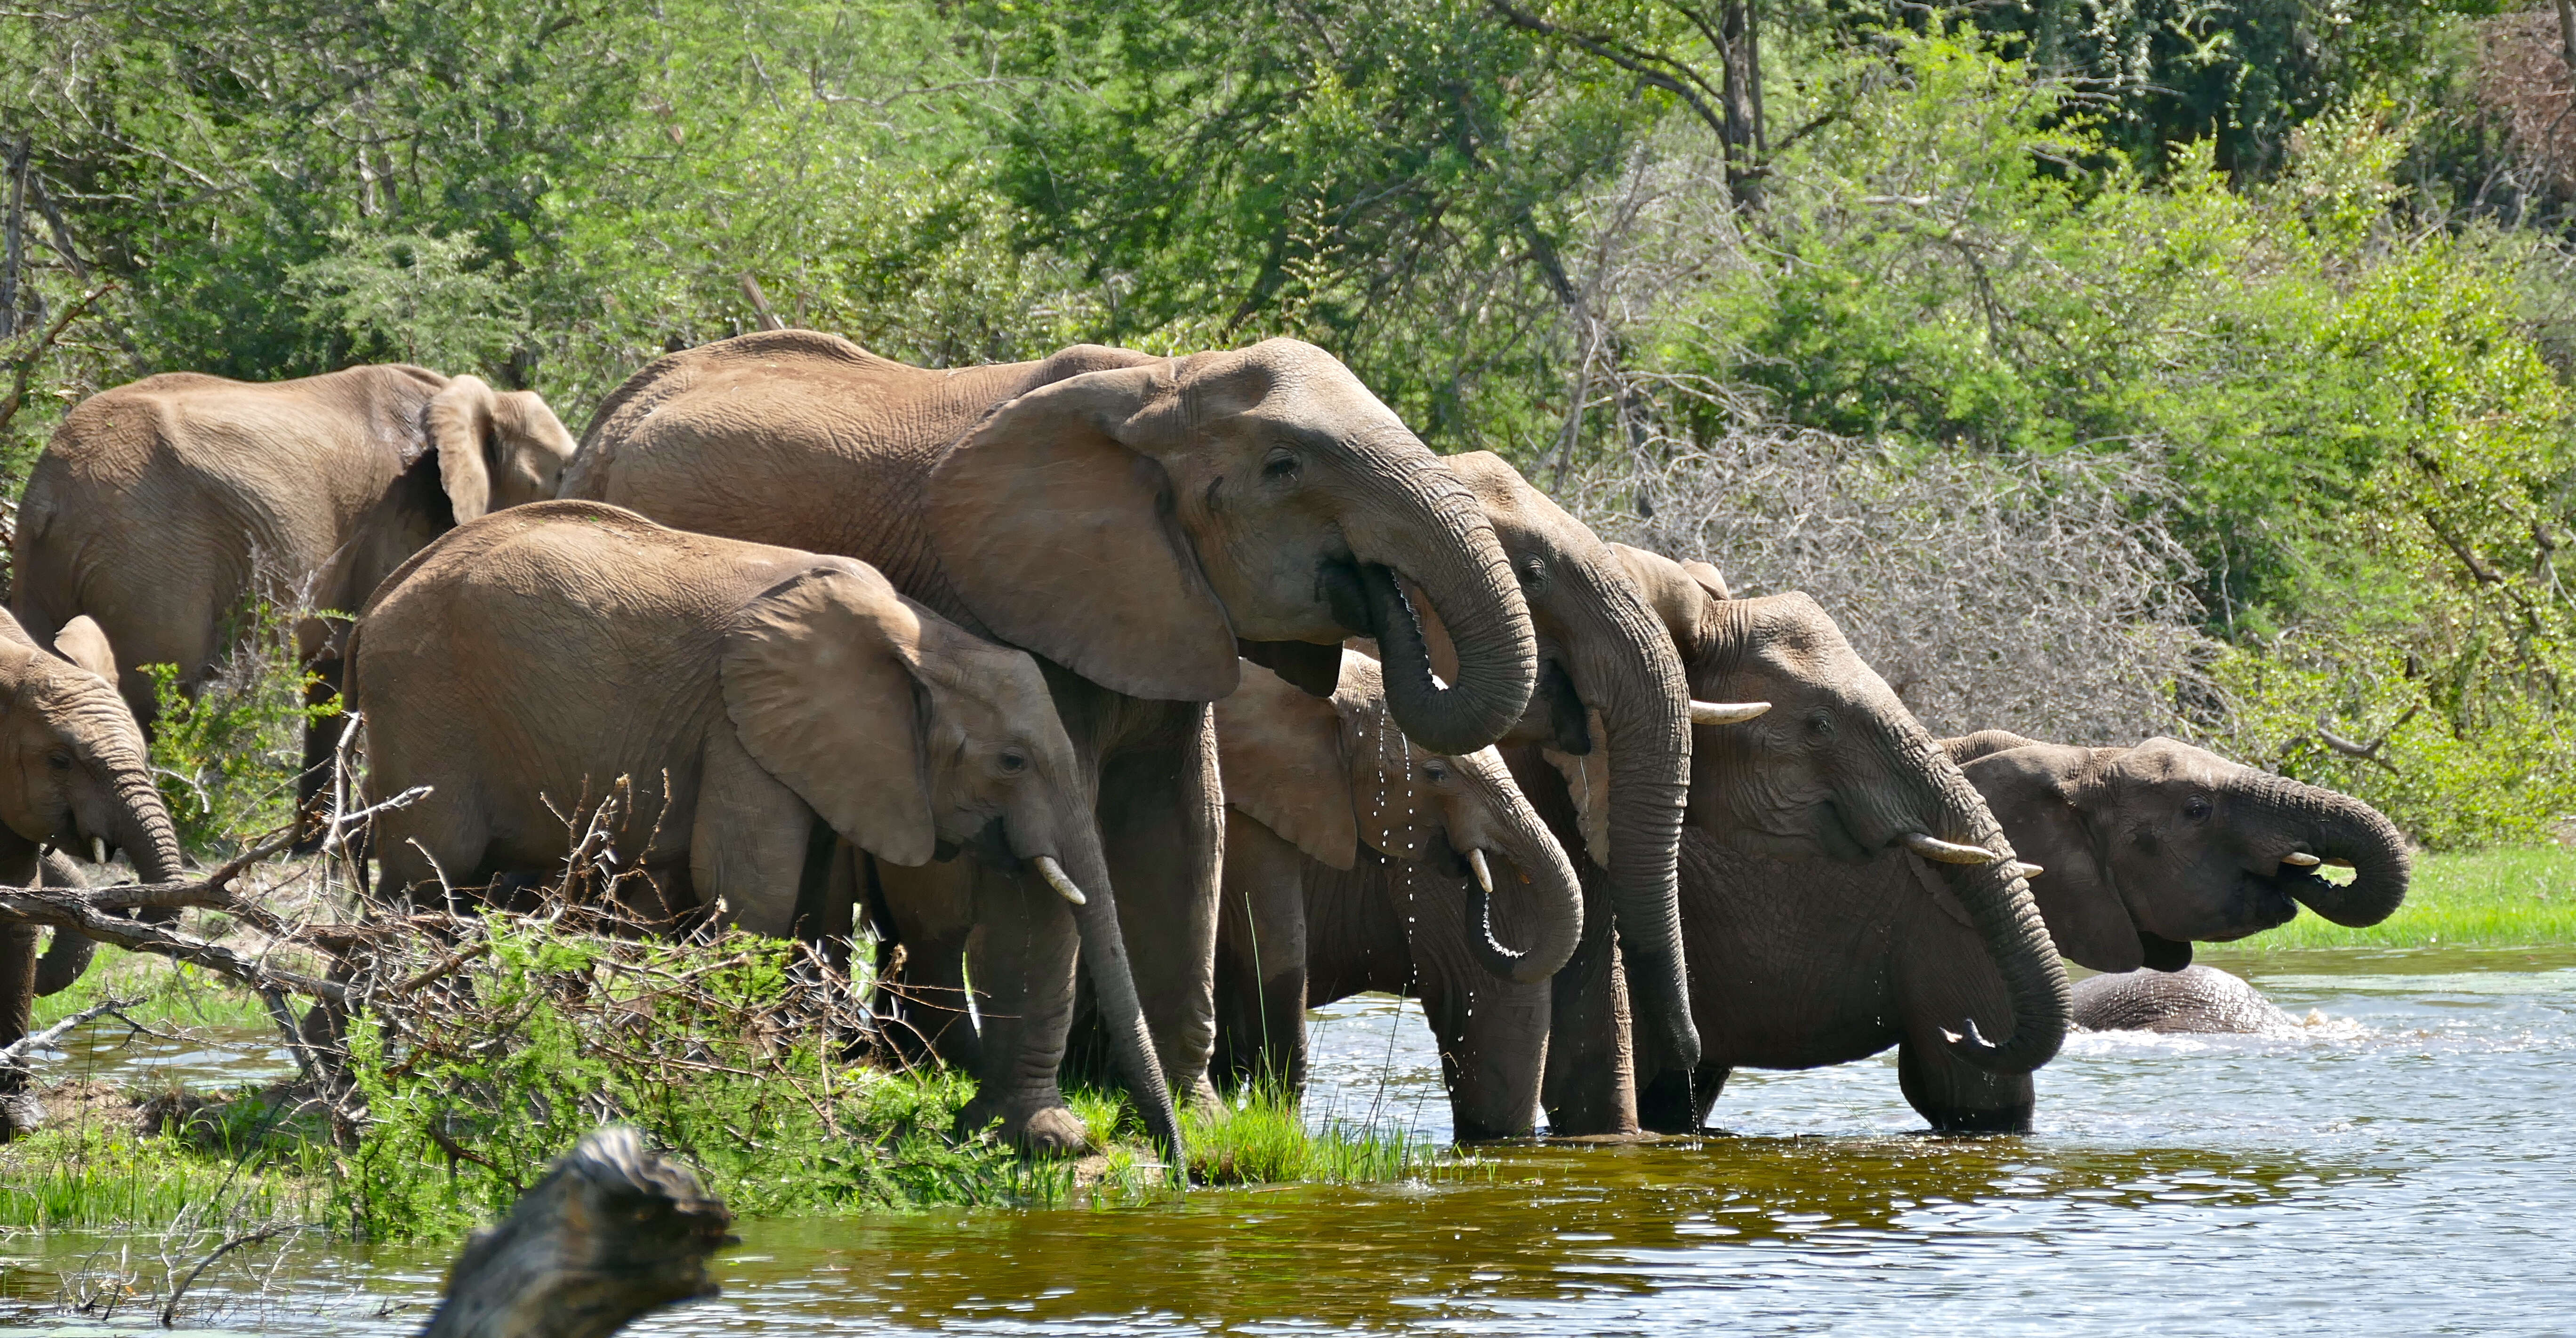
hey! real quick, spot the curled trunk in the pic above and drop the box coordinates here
[2267,777,2411,927]
[37,732,190,998]
[1909,736,2069,1074]
[31,852,92,996]
[1455,772,1584,986]
[1336,466,1536,758]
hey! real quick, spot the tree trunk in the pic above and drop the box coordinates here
[0,134,29,341]
[419,1126,733,1338]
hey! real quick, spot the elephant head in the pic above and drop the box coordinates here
[1419,453,1767,1083]
[715,560,1182,1155]
[425,375,579,523]
[923,339,1537,756]
[1954,735,2410,972]
[1611,546,2068,1074]
[1214,656,1583,984]
[0,610,187,993]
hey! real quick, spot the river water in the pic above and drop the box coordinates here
[2,947,2571,1336]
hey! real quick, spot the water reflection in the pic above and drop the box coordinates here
[0,952,2569,1336]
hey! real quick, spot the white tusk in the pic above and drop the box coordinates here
[2008,861,2044,880]
[1690,700,1771,726]
[1466,848,1495,895]
[2282,852,2322,867]
[1032,855,1087,906]
[1901,832,2004,865]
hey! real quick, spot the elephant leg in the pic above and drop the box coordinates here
[1416,951,1549,1142]
[0,841,45,1139]
[953,860,1088,1153]
[1897,1037,2034,1134]
[869,858,984,1073]
[689,726,808,937]
[1540,874,1638,1136]
[1214,814,1308,1094]
[1094,713,1224,1105]
[292,650,349,856]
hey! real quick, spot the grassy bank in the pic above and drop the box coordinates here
[2230,847,2576,952]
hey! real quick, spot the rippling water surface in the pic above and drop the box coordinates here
[3,947,2571,1336]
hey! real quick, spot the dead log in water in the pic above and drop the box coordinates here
[420,1126,735,1338]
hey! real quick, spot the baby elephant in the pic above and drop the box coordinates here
[1211,654,1583,1139]
[2072,965,2299,1034]
[350,501,1179,1154]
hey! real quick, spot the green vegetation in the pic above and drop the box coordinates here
[0,1124,330,1232]
[2232,846,2576,951]
[141,592,339,853]
[30,944,277,1034]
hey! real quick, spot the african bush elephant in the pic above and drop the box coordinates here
[1419,453,1771,1110]
[1460,532,2066,1134]
[1647,730,2406,1132]
[560,330,1538,1145]
[349,501,1182,1155]
[0,609,188,1138]
[2071,965,2298,1034]
[12,365,578,832]
[1209,655,1581,1140]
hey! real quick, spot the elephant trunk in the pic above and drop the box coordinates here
[1046,839,1186,1170]
[1572,570,1701,1077]
[1337,459,1537,758]
[30,851,93,997]
[2265,776,2411,927]
[1457,760,1584,986]
[1902,731,2069,1074]
[40,721,190,998]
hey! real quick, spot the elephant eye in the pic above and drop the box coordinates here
[1421,763,1449,785]
[2183,795,2212,821]
[997,750,1030,775]
[44,751,71,772]
[1518,556,1549,590]
[1261,449,1300,482]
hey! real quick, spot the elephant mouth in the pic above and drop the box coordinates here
[2177,871,2305,943]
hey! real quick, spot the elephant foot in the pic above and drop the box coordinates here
[0,1088,45,1142]
[957,1094,1092,1156]
[1634,1069,1697,1135]
[1185,1074,1224,1116]
[1922,1105,2033,1136]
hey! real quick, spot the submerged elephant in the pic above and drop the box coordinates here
[1210,655,1581,1139]
[2071,965,2300,1034]
[1513,542,2067,1134]
[562,330,1538,1145]
[350,501,1182,1155]
[13,365,578,833]
[0,609,188,1138]
[1647,729,2406,1132]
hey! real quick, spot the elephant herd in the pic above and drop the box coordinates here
[0,330,2413,1151]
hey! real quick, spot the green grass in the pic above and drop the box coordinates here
[2230,846,2576,951]
[30,945,278,1033]
[0,1124,330,1231]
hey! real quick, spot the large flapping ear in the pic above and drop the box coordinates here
[1962,743,2139,972]
[1543,707,1613,868]
[720,562,938,867]
[426,375,499,523]
[1215,660,1358,868]
[925,361,1240,702]
[50,617,119,684]
[1679,559,1731,601]
[488,389,581,506]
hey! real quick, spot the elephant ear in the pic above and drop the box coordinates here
[1215,660,1357,869]
[1963,743,2140,972]
[720,561,937,868]
[50,617,119,684]
[488,390,580,506]
[1679,559,1731,601]
[1543,707,1613,869]
[1609,544,1711,654]
[426,375,499,524]
[925,362,1240,703]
